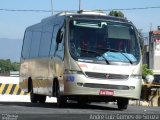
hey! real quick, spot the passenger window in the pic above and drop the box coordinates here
[22,31,32,59]
[50,25,59,56]
[39,25,53,57]
[55,26,64,59]
[30,31,41,58]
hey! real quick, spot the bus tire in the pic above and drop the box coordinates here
[28,77,32,93]
[57,95,67,107]
[117,98,129,110]
[38,95,46,103]
[30,84,37,103]
[56,82,66,107]
[52,79,58,97]
[29,79,38,103]
[77,98,88,106]
[29,80,46,103]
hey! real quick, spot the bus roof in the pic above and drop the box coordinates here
[26,10,132,31]
[42,10,131,24]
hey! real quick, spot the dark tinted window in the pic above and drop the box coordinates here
[39,25,53,57]
[50,25,60,56]
[55,27,64,59]
[69,19,140,64]
[30,31,41,58]
[153,75,160,83]
[22,31,32,59]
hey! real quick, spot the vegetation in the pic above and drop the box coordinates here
[108,10,125,18]
[142,64,153,79]
[0,59,20,73]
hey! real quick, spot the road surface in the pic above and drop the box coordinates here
[0,101,159,120]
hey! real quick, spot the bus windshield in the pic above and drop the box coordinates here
[69,19,140,64]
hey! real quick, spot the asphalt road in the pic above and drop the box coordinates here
[0,102,160,120]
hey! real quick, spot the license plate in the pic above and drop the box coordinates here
[99,90,114,96]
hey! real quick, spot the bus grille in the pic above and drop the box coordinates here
[85,72,129,80]
[83,83,129,90]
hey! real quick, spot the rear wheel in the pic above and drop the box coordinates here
[29,80,37,103]
[30,90,46,103]
[117,98,129,110]
[30,87,38,103]
[38,95,46,103]
[29,80,46,103]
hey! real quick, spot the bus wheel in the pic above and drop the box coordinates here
[56,84,66,107]
[30,86,46,103]
[57,95,67,107]
[38,95,46,103]
[117,98,129,110]
[77,98,88,106]
[29,80,38,103]
[30,89,38,103]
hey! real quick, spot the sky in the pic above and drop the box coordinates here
[0,0,160,39]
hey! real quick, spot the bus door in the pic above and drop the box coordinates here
[49,23,65,95]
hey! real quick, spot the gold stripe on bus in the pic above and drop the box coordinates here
[0,84,6,94]
[5,84,13,94]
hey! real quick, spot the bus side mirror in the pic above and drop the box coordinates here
[56,29,63,44]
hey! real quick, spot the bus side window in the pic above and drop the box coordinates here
[50,25,59,56]
[22,31,32,59]
[39,24,53,57]
[30,31,41,58]
[55,27,64,59]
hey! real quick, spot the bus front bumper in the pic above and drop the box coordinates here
[62,74,142,100]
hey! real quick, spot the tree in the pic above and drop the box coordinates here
[0,59,20,73]
[12,62,20,71]
[108,10,124,18]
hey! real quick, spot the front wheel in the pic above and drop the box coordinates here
[77,97,89,107]
[57,96,67,107]
[117,98,129,110]
[56,84,67,107]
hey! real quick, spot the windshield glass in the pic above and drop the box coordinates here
[69,19,141,64]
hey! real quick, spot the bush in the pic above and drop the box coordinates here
[142,64,153,79]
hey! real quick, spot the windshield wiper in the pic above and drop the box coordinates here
[80,48,110,64]
[97,47,133,64]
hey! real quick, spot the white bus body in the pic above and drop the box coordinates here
[19,11,142,110]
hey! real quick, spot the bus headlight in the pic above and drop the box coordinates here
[129,86,135,90]
[64,69,83,74]
[130,74,142,79]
